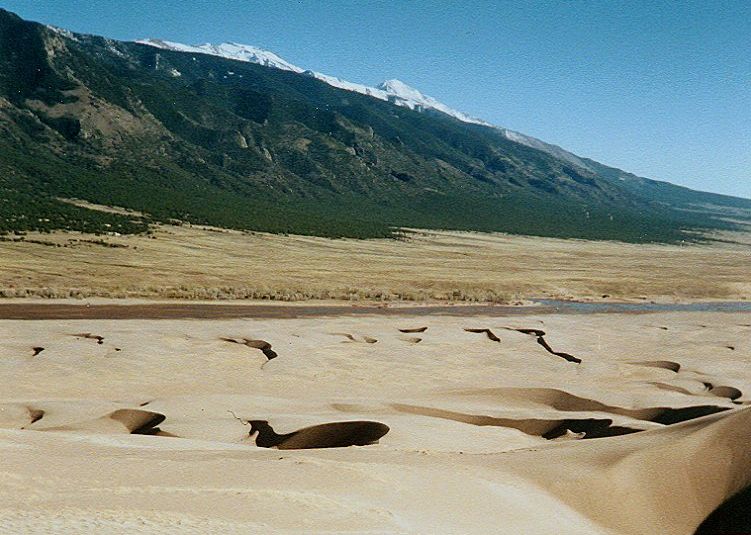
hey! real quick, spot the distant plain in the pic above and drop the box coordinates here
[1,223,749,303]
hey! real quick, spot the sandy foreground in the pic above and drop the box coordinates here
[1,308,750,534]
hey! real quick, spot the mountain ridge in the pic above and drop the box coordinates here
[135,38,492,126]
[130,35,751,205]
[0,8,748,243]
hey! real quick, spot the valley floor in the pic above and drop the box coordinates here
[1,309,750,533]
[1,225,750,302]
[2,226,750,533]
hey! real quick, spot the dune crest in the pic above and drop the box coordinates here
[497,406,751,535]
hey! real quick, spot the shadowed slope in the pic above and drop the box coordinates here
[390,403,639,439]
[631,360,681,372]
[446,387,731,424]
[38,409,167,435]
[249,420,389,449]
[695,485,751,534]
[708,386,743,401]
[108,409,166,435]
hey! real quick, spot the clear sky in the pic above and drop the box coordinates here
[3,0,749,198]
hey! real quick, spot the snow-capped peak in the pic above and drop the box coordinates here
[135,39,490,126]
[135,39,304,73]
[135,38,594,169]
[377,79,426,102]
[46,24,78,41]
[377,79,491,126]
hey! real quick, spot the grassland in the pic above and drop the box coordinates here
[1,223,749,302]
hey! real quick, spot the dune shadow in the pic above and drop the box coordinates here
[72,333,104,345]
[506,327,581,363]
[464,328,501,342]
[391,403,640,440]
[399,326,428,333]
[509,328,546,337]
[221,337,278,360]
[330,333,377,344]
[648,382,696,395]
[709,386,743,401]
[535,336,581,364]
[109,408,167,435]
[695,485,751,534]
[249,420,389,449]
[649,405,731,425]
[631,360,681,372]
[27,408,44,425]
[446,387,731,425]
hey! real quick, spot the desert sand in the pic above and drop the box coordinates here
[1,307,750,533]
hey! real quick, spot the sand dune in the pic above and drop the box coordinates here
[441,386,732,423]
[1,309,750,533]
[498,405,751,535]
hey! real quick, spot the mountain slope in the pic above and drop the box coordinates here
[134,35,750,220]
[0,9,747,242]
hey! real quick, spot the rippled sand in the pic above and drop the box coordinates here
[1,308,750,533]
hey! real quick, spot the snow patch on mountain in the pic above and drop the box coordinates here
[135,40,305,73]
[498,129,594,171]
[304,71,390,99]
[46,24,78,41]
[376,79,491,126]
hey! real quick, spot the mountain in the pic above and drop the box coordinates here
[105,37,751,210]
[0,8,748,242]
[134,39,606,169]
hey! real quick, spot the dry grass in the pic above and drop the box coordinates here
[1,224,750,302]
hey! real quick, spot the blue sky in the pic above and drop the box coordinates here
[3,0,749,198]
